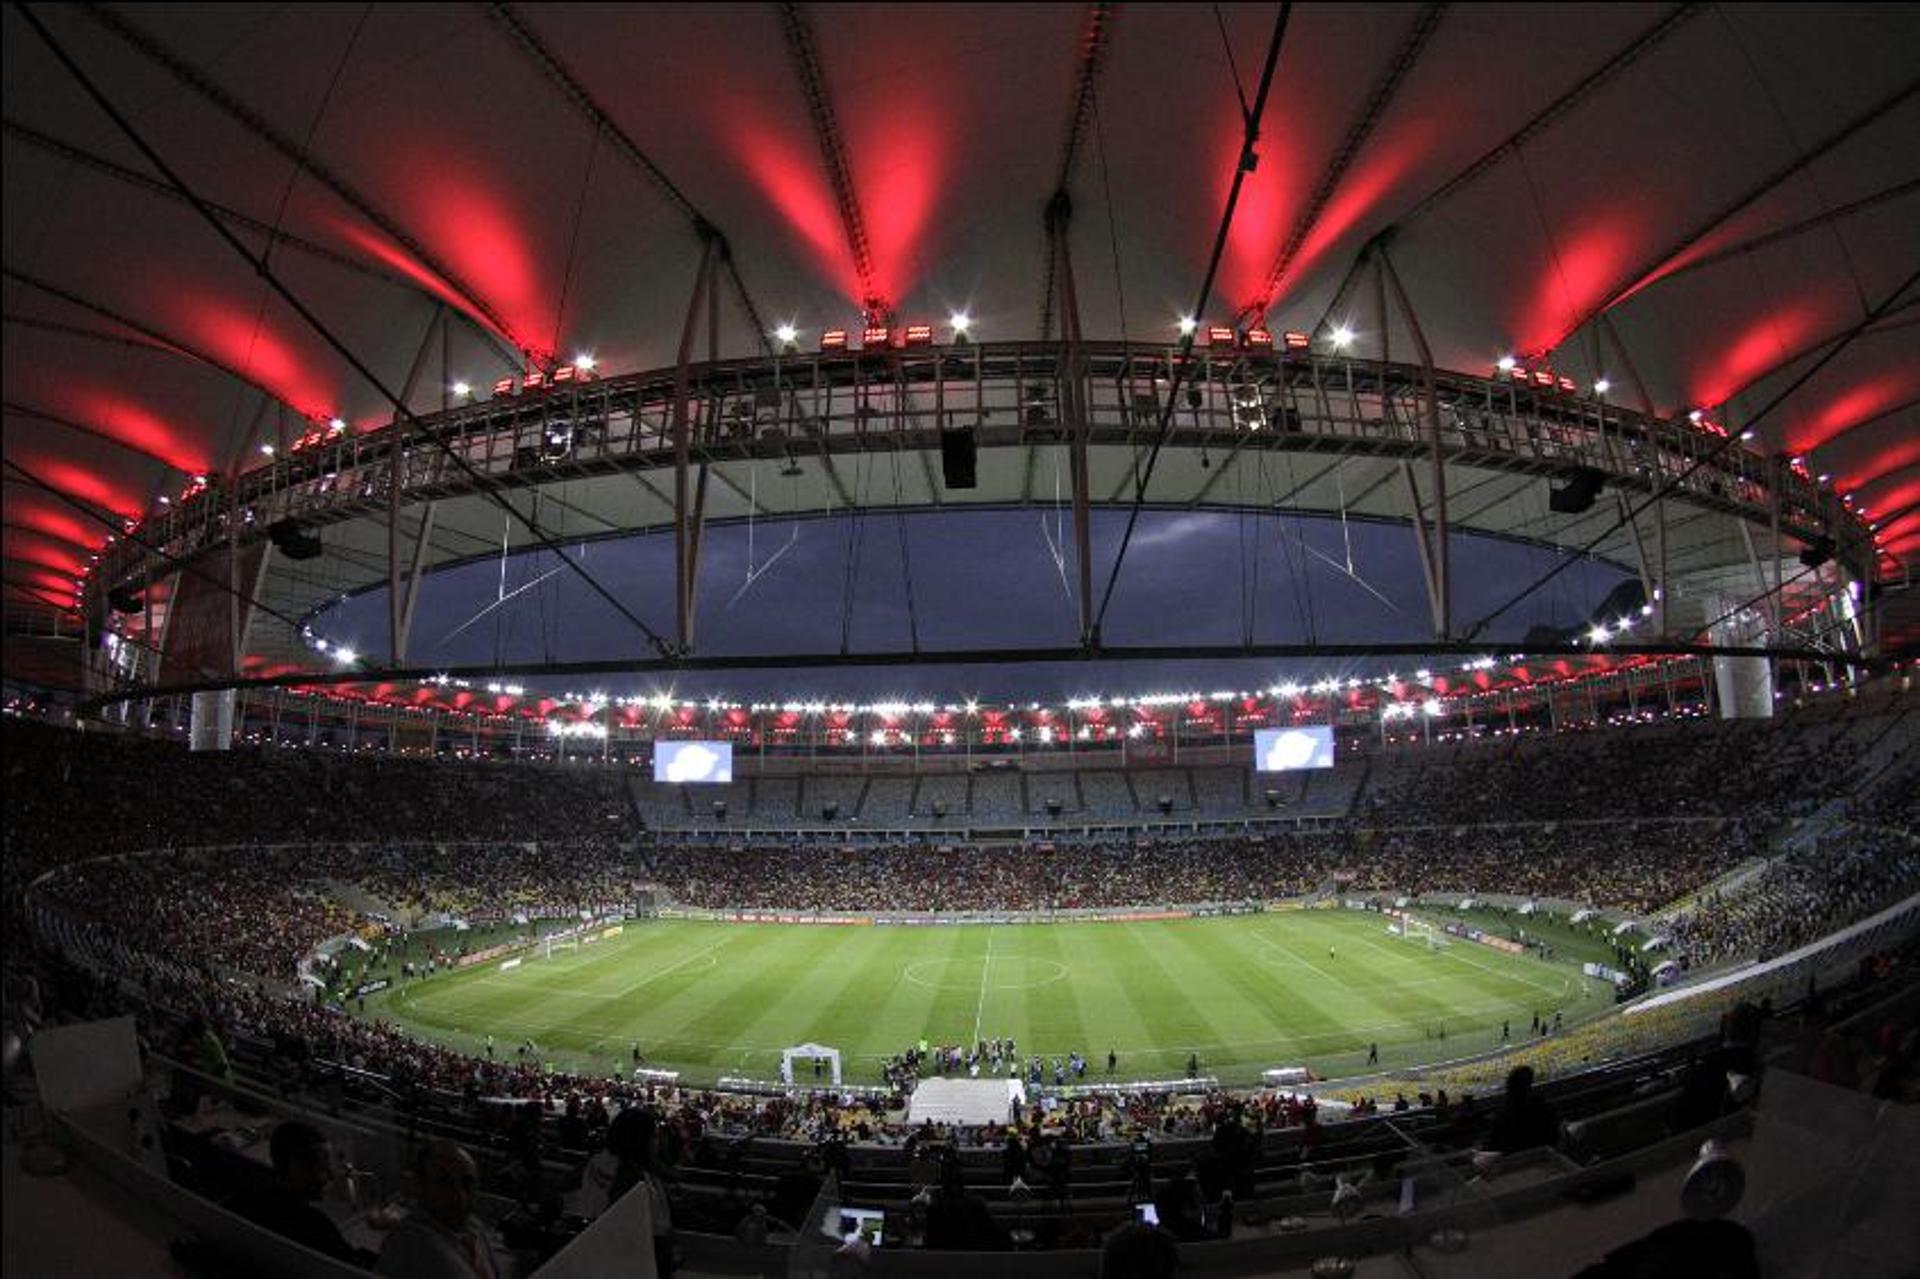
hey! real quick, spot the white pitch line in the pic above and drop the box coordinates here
[1257,931,1341,984]
[971,925,994,1046]
[611,931,736,999]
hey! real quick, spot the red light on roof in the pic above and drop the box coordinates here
[1532,369,1555,386]
[1281,331,1310,350]
[492,377,516,397]
[522,370,546,390]
[1556,375,1576,392]
[1243,327,1274,349]
[820,329,848,350]
[904,324,934,347]
[861,326,892,348]
[552,364,577,384]
[1206,326,1236,346]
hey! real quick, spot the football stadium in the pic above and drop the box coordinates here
[3,5,1918,1277]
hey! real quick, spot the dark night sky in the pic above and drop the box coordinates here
[315,508,1630,701]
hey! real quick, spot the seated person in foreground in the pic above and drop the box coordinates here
[377,1140,502,1278]
[233,1120,378,1269]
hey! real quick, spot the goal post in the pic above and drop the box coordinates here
[1386,912,1448,950]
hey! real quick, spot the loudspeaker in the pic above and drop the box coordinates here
[821,802,839,821]
[1157,795,1173,815]
[940,427,977,490]
[712,800,728,820]
[1798,536,1835,570]
[1264,789,1282,810]
[1045,798,1062,818]
[108,588,144,615]
[268,519,323,561]
[1549,467,1604,515]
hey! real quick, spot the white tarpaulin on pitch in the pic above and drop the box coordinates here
[907,1077,1026,1127]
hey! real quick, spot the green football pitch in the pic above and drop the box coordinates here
[365,911,1611,1086]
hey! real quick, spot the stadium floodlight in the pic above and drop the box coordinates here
[1593,378,1611,394]
[774,323,799,347]
[1588,624,1610,645]
[1177,315,1198,336]
[1422,699,1443,717]
[452,380,472,398]
[950,311,971,334]
[1330,324,1355,349]
[573,352,597,372]
[259,443,275,456]
[1740,430,1755,441]
[334,646,357,665]
[1688,409,1704,423]
[329,417,347,431]
[1496,354,1517,372]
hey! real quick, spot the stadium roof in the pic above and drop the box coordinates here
[4,3,1917,688]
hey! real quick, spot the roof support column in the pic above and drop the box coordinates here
[1048,192,1097,650]
[390,306,446,663]
[1379,247,1449,640]
[671,237,717,656]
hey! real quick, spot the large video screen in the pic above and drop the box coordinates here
[1254,726,1336,772]
[653,740,733,784]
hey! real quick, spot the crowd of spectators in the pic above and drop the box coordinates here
[643,820,1761,915]
[1363,714,1872,827]
[1668,824,1920,972]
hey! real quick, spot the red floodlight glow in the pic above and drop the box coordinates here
[861,325,891,348]
[903,324,934,347]
[1556,375,1576,392]
[522,370,547,390]
[1532,369,1555,386]
[552,364,577,384]
[1243,327,1274,349]
[820,328,848,350]
[1206,326,1236,347]
[1282,331,1310,350]
[492,377,516,397]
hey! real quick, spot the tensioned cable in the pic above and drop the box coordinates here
[1716,6,1872,317]
[15,5,674,660]
[1466,264,1919,639]
[228,5,371,463]
[889,438,921,653]
[1091,2,1291,642]
[549,121,601,359]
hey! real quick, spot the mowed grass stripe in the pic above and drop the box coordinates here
[1013,926,1088,1062]
[1104,922,1246,1066]
[651,925,854,1068]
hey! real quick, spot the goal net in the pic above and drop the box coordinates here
[1385,914,1449,950]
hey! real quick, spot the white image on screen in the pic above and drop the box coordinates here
[664,744,722,783]
[1263,730,1321,772]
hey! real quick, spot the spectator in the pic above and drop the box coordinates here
[376,1141,500,1279]
[233,1120,377,1268]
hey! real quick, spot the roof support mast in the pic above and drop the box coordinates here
[1048,193,1097,649]
[388,306,446,664]
[671,238,718,656]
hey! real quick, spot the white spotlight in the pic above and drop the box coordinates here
[328,417,347,431]
[1588,624,1610,645]
[774,324,798,345]
[949,312,971,333]
[1593,378,1611,395]
[259,443,276,456]
[573,352,596,372]
[452,381,472,398]
[1330,325,1355,349]
[1496,354,1517,372]
[1177,316,1198,336]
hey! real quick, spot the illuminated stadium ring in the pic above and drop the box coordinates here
[83,341,1872,692]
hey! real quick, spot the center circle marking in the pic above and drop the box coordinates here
[902,956,1070,992]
